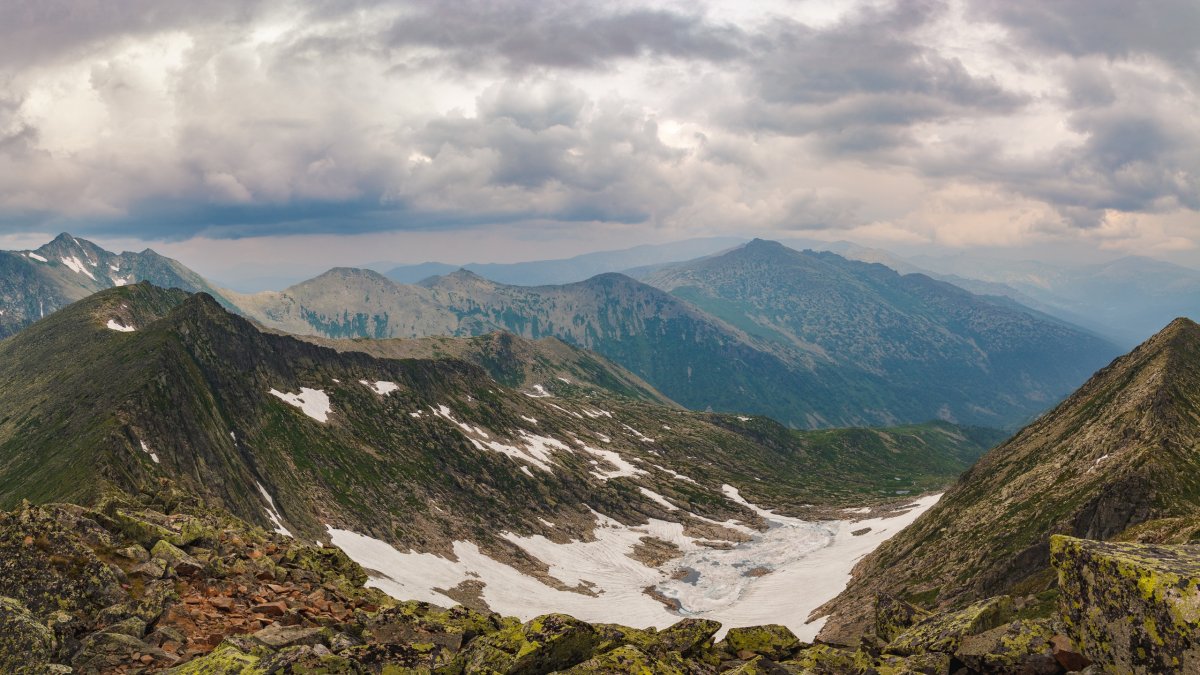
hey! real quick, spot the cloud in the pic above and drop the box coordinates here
[381,0,746,71]
[0,0,1194,265]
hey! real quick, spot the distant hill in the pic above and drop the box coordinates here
[384,237,744,286]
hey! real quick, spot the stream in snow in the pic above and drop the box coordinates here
[328,490,941,640]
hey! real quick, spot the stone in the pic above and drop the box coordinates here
[718,624,802,661]
[151,539,204,576]
[885,596,1015,656]
[560,645,687,674]
[0,596,56,673]
[250,624,324,649]
[454,613,603,674]
[874,593,933,643]
[722,654,792,674]
[251,600,289,616]
[1050,633,1091,671]
[1052,535,1200,674]
[954,619,1060,674]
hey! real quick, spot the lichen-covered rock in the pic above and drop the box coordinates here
[885,596,1014,656]
[72,631,173,673]
[250,624,324,649]
[0,504,124,618]
[721,654,792,674]
[151,539,203,575]
[718,624,802,661]
[162,641,262,674]
[954,619,1060,674]
[874,594,933,643]
[1052,535,1200,674]
[0,596,56,673]
[785,644,872,673]
[362,599,510,652]
[452,613,602,674]
[560,645,687,674]
[646,618,722,657]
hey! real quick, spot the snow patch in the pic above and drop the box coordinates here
[737,416,752,422]
[61,255,96,280]
[138,440,160,464]
[106,319,135,332]
[360,380,400,396]
[269,387,332,423]
[578,443,647,481]
[524,384,552,398]
[650,464,698,483]
[639,487,679,511]
[520,415,538,425]
[621,424,655,443]
[256,482,293,537]
[27,252,47,262]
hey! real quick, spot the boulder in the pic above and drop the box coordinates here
[150,539,203,576]
[454,613,603,674]
[885,596,1015,656]
[721,654,792,674]
[561,645,687,674]
[954,619,1061,674]
[250,624,324,649]
[652,618,722,657]
[162,642,262,674]
[0,597,56,673]
[718,624,802,661]
[874,593,933,643]
[1052,535,1200,674]
[362,599,509,651]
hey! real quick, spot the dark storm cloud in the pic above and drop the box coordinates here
[733,2,1027,154]
[382,0,745,71]
[0,0,268,68]
[971,0,1200,73]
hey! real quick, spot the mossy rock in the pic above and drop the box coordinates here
[0,596,56,673]
[164,642,263,674]
[559,645,686,674]
[363,600,510,652]
[873,594,932,643]
[257,645,365,673]
[151,538,203,573]
[885,596,1014,656]
[0,505,124,617]
[718,624,802,660]
[721,654,792,674]
[452,613,602,674]
[1052,535,1200,674]
[280,544,369,589]
[110,508,177,547]
[171,516,218,548]
[785,644,871,673]
[72,630,167,673]
[954,618,1060,673]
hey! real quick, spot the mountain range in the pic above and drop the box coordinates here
[228,240,1120,429]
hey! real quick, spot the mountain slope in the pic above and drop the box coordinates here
[230,267,887,427]
[0,282,1000,635]
[0,232,231,338]
[300,330,677,406]
[643,239,1122,428]
[815,317,1200,643]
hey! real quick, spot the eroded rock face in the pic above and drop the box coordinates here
[1052,535,1200,673]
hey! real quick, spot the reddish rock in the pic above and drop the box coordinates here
[1050,634,1091,671]
[252,601,288,617]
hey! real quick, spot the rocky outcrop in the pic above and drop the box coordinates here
[1053,535,1200,673]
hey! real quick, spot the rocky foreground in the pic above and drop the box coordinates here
[1,485,1197,674]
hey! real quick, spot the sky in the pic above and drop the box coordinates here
[0,0,1198,284]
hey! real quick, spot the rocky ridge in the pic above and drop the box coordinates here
[816,317,1200,644]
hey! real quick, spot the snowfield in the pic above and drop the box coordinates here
[329,488,941,640]
[268,387,332,423]
[106,319,135,332]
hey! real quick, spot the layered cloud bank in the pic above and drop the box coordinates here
[0,0,1197,263]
